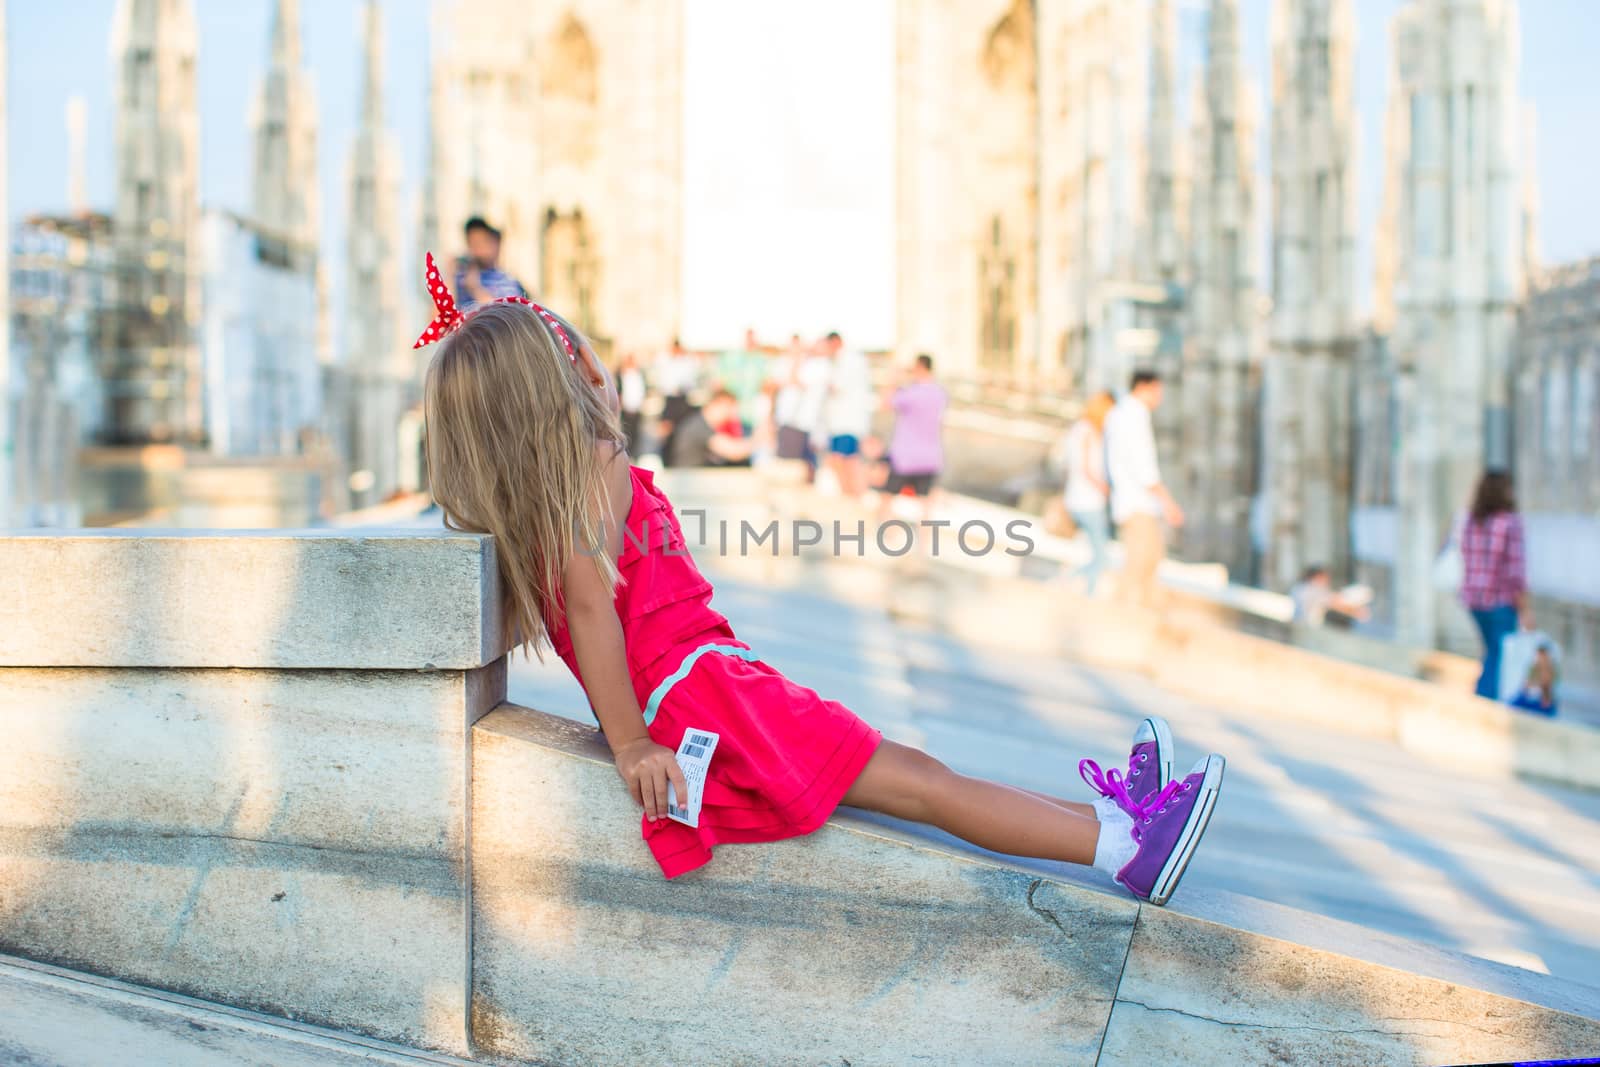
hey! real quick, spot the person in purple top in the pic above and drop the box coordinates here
[877,353,948,522]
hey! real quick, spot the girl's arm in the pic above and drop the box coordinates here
[562,555,646,744]
[561,458,687,821]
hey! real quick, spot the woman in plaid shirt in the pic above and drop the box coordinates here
[1459,470,1533,700]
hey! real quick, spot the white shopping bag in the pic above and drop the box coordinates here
[1498,629,1561,706]
[1432,513,1466,592]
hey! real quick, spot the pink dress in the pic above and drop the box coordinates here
[548,465,883,878]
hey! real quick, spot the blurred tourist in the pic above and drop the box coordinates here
[455,216,528,310]
[616,352,647,453]
[716,328,769,433]
[1508,640,1559,716]
[1460,470,1532,700]
[669,389,755,468]
[751,375,781,466]
[877,353,947,523]
[1289,565,1372,627]
[782,338,834,480]
[1105,370,1184,608]
[654,338,702,467]
[1061,391,1115,594]
[823,332,875,498]
[770,335,808,464]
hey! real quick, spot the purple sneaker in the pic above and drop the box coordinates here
[1079,715,1175,815]
[1116,754,1225,906]
[1126,716,1174,805]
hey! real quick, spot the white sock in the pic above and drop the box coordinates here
[1091,795,1121,822]
[1092,806,1138,876]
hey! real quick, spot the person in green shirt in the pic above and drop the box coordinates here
[716,328,770,432]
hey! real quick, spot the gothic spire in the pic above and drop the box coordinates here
[252,0,318,247]
[359,0,384,130]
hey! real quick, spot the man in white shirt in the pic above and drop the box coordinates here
[1103,370,1184,607]
[769,334,805,450]
[795,344,835,443]
[823,332,875,496]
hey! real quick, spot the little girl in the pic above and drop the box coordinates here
[415,257,1225,906]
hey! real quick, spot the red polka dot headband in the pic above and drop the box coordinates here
[413,251,576,362]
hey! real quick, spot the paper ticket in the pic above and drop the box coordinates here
[665,728,719,828]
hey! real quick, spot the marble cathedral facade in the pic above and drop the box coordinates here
[251,0,319,265]
[1364,0,1532,651]
[896,0,1186,391]
[194,0,320,459]
[107,0,201,445]
[423,0,684,358]
[1262,0,1360,589]
[896,0,1265,577]
[1513,260,1600,680]
[1180,0,1261,578]
[339,0,407,509]
[0,0,10,521]
[896,0,1040,382]
[214,0,323,458]
[1140,1,1190,475]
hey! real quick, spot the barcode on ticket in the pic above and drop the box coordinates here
[667,727,720,829]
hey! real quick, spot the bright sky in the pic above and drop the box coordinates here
[683,0,895,349]
[7,0,1598,352]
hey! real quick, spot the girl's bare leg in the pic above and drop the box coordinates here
[1018,789,1097,819]
[841,741,1100,866]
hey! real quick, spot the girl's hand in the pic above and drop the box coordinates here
[612,737,689,821]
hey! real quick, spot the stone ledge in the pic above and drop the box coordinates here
[0,531,503,670]
[469,703,1600,1066]
[1161,887,1600,1025]
[1105,905,1600,1066]
[471,704,1137,1066]
[0,953,483,1066]
[0,654,508,1057]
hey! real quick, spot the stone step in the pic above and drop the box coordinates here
[0,953,483,1066]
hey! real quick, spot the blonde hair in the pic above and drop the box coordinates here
[1083,390,1116,432]
[423,302,625,659]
